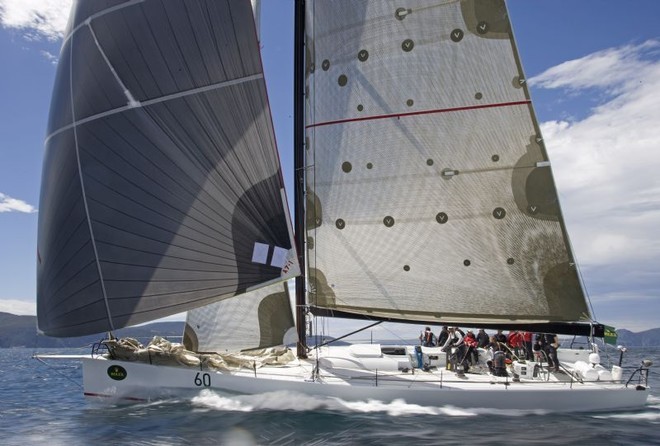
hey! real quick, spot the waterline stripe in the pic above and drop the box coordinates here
[84,392,147,402]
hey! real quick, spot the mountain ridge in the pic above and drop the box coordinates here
[0,312,183,348]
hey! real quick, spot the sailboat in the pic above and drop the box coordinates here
[36,0,651,412]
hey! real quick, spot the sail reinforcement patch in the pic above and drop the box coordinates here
[252,243,289,268]
[252,242,269,264]
[270,247,288,268]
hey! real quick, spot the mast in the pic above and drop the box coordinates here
[293,0,307,358]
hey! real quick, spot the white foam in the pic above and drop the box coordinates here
[190,390,542,417]
[594,411,660,422]
[647,395,660,405]
[192,389,331,412]
[192,390,254,412]
[335,398,436,415]
[333,398,545,417]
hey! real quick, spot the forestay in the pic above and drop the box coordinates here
[37,0,298,337]
[304,0,590,326]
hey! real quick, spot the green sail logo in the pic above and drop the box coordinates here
[107,365,127,381]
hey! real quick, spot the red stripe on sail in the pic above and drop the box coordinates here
[306,100,531,129]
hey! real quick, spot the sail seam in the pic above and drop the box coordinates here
[45,73,264,144]
[306,100,531,128]
[68,31,115,332]
[62,0,146,45]
[87,22,139,107]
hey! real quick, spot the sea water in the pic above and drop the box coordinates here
[2,347,659,445]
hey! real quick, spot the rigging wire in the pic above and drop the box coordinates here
[31,323,91,392]
[33,356,84,390]
[309,320,383,350]
[559,188,598,322]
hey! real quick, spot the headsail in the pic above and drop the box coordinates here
[183,280,296,352]
[37,0,299,337]
[304,1,590,327]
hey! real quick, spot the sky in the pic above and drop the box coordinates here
[0,0,658,337]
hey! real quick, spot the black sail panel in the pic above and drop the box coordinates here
[37,129,113,336]
[37,0,299,337]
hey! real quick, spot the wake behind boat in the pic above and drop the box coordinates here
[35,0,651,412]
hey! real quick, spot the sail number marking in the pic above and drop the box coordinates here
[194,372,211,387]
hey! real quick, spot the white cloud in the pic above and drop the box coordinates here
[0,299,36,315]
[533,41,660,265]
[0,192,37,213]
[529,40,660,93]
[40,49,58,64]
[531,41,660,327]
[0,0,71,40]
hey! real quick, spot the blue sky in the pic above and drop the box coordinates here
[0,1,658,334]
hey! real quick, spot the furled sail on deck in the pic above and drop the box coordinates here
[304,0,590,326]
[37,0,299,337]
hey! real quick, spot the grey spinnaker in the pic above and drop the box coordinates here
[304,0,590,326]
[37,0,299,337]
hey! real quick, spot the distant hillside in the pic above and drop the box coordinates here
[0,312,184,348]
[616,328,660,347]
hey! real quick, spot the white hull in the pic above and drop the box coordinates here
[81,345,650,412]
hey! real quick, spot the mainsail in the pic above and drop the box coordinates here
[304,1,590,328]
[37,0,299,337]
